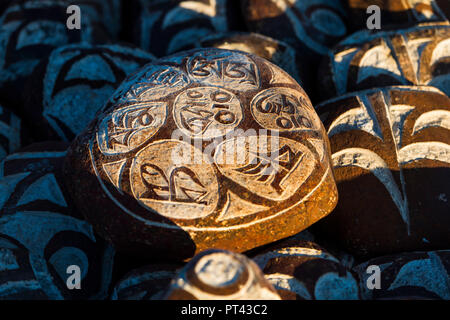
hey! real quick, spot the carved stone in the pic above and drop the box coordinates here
[194,31,312,100]
[163,249,281,300]
[75,0,122,38]
[111,264,182,300]
[314,86,450,258]
[347,0,450,30]
[354,250,450,300]
[124,0,240,57]
[0,142,114,299]
[63,48,337,260]
[241,0,348,82]
[0,104,30,161]
[251,239,360,300]
[319,22,450,100]
[25,43,154,142]
[0,0,108,111]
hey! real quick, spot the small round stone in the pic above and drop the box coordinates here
[63,48,338,260]
[163,249,281,300]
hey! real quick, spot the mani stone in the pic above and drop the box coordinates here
[111,263,183,300]
[347,0,450,31]
[63,48,338,260]
[318,22,450,101]
[162,249,281,300]
[0,142,115,299]
[313,86,450,259]
[0,104,30,162]
[0,0,108,111]
[25,43,155,142]
[194,32,311,99]
[241,0,348,78]
[354,250,450,300]
[251,239,360,300]
[124,0,239,57]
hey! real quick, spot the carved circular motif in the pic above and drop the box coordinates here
[130,140,220,220]
[250,88,316,131]
[173,87,243,139]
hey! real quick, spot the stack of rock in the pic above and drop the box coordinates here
[0,0,448,300]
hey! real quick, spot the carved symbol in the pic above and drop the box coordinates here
[130,140,219,220]
[186,51,260,90]
[97,102,167,156]
[234,145,304,195]
[214,136,316,201]
[173,87,242,138]
[251,88,316,131]
[111,65,190,103]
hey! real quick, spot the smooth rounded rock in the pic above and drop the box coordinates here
[314,86,450,258]
[162,249,281,300]
[63,48,337,260]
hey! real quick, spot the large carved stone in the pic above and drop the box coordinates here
[63,48,337,260]
[314,86,450,258]
[0,142,114,299]
[354,250,450,300]
[241,0,348,82]
[347,0,450,30]
[124,0,239,57]
[111,263,182,300]
[318,22,450,100]
[194,31,312,100]
[251,239,360,300]
[0,0,108,111]
[25,43,154,142]
[162,249,281,300]
[0,104,30,161]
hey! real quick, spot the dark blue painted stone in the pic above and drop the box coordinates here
[25,43,155,142]
[0,0,108,111]
[0,143,114,300]
[111,264,182,300]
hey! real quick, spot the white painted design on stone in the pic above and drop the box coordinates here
[412,110,450,134]
[265,273,311,300]
[314,271,359,300]
[0,172,30,208]
[102,159,127,191]
[388,255,450,299]
[16,173,67,207]
[430,38,450,66]
[327,95,383,140]
[398,141,450,165]
[357,42,404,85]
[217,191,268,221]
[332,148,410,230]
[388,105,415,148]
[333,48,359,95]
